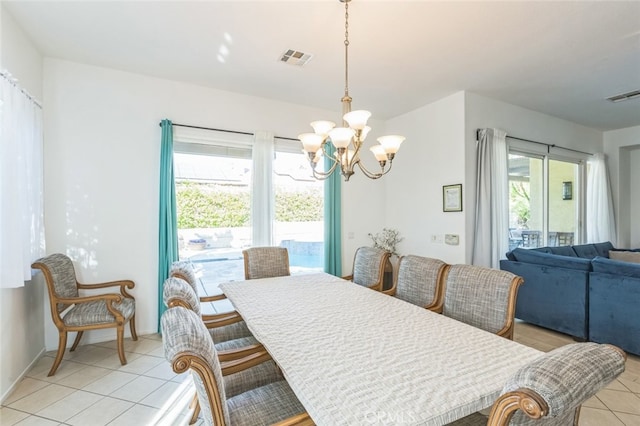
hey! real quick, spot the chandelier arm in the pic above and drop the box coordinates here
[356,158,393,180]
[310,156,341,179]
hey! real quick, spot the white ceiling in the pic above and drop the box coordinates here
[4,0,640,131]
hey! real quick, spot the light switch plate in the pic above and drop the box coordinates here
[445,234,459,245]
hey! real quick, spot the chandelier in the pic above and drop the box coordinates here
[298,0,405,181]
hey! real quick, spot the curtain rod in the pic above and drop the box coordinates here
[158,122,299,142]
[1,71,43,109]
[475,129,593,156]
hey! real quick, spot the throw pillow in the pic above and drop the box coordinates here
[609,250,640,264]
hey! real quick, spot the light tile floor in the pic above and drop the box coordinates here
[1,322,639,425]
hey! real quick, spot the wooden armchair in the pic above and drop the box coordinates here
[32,253,137,376]
[450,343,626,425]
[242,247,291,280]
[383,255,449,312]
[442,264,523,339]
[343,246,390,292]
[161,306,313,426]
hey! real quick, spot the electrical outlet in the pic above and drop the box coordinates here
[347,232,355,240]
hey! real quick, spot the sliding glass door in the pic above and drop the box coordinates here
[173,138,324,291]
[508,152,582,249]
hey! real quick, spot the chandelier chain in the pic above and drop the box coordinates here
[344,1,349,97]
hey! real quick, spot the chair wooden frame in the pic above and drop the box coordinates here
[343,247,391,292]
[484,345,627,426]
[441,266,523,339]
[382,256,450,313]
[32,256,137,376]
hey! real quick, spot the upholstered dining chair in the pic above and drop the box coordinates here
[161,306,313,426]
[442,264,523,339]
[163,277,255,349]
[383,255,449,312]
[169,261,252,343]
[32,253,137,376]
[163,278,285,424]
[343,246,391,292]
[449,342,626,426]
[242,246,291,280]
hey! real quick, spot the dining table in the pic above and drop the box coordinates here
[219,272,542,425]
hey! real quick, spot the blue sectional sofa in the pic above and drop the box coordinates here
[500,241,640,356]
[589,256,640,356]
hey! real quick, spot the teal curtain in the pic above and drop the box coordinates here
[324,144,342,276]
[157,119,179,332]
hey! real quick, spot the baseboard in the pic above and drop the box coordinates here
[1,347,46,404]
[45,327,159,351]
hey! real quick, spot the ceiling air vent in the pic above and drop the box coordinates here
[606,90,640,103]
[279,49,313,67]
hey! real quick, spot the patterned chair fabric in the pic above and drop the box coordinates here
[163,277,253,344]
[242,247,291,280]
[443,264,523,339]
[163,277,280,407]
[449,342,626,425]
[161,307,308,425]
[391,255,448,310]
[347,246,391,291]
[170,260,200,296]
[31,253,137,376]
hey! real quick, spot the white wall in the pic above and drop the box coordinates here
[0,5,46,402]
[631,148,640,247]
[603,125,640,248]
[42,58,385,349]
[384,92,467,264]
[464,92,603,259]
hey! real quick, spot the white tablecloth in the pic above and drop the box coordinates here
[220,273,542,425]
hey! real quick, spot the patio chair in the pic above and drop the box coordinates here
[383,255,449,312]
[170,261,252,343]
[242,247,291,280]
[32,253,137,376]
[449,342,626,425]
[161,306,312,426]
[442,264,523,339]
[521,230,542,248]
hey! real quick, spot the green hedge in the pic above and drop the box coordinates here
[176,182,322,228]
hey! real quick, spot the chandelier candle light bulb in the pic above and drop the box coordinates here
[298,0,405,181]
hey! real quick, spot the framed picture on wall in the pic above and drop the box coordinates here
[443,184,462,212]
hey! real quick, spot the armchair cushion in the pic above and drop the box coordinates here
[63,298,135,327]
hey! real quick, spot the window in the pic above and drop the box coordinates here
[508,149,583,249]
[172,131,324,289]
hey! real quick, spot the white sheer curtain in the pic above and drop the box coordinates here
[586,153,616,245]
[0,72,45,288]
[251,131,275,246]
[472,128,509,268]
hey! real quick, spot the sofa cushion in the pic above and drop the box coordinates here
[609,251,640,264]
[548,246,577,257]
[592,256,640,278]
[572,244,599,259]
[593,241,615,257]
[511,248,592,271]
[505,250,516,261]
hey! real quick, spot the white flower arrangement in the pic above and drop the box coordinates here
[368,228,403,256]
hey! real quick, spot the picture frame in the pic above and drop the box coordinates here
[443,184,462,212]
